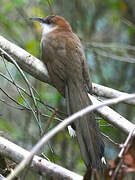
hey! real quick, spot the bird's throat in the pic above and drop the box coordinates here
[41,23,56,37]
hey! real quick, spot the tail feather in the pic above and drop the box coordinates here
[67,79,104,168]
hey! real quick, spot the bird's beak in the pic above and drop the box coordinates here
[29,17,44,23]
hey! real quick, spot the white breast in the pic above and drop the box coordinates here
[40,23,57,50]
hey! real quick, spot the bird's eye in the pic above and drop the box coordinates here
[48,19,52,24]
[44,16,56,24]
[48,16,56,24]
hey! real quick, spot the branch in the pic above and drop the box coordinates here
[92,83,135,105]
[0,36,50,84]
[6,93,135,180]
[1,35,135,134]
[0,175,6,180]
[1,35,135,179]
[89,95,134,135]
[0,137,82,180]
[0,35,134,106]
[1,36,135,135]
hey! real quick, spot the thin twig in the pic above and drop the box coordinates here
[47,0,54,14]
[85,41,135,51]
[6,93,135,180]
[0,88,62,122]
[0,48,43,134]
[44,108,58,133]
[111,126,135,180]
[94,49,135,63]
[1,55,43,133]
[0,94,62,122]
[0,72,66,118]
[101,132,120,146]
[0,98,25,110]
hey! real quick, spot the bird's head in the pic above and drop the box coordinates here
[30,15,72,36]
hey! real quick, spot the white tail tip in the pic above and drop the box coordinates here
[68,125,76,137]
[101,156,106,165]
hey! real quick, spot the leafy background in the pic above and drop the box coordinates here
[0,0,135,178]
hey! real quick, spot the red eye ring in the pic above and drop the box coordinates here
[48,19,52,24]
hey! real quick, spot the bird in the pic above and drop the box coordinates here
[31,15,104,169]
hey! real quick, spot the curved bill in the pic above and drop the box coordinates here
[29,17,44,23]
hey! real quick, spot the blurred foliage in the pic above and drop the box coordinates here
[0,0,135,179]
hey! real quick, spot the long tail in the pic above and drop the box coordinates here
[67,79,104,169]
